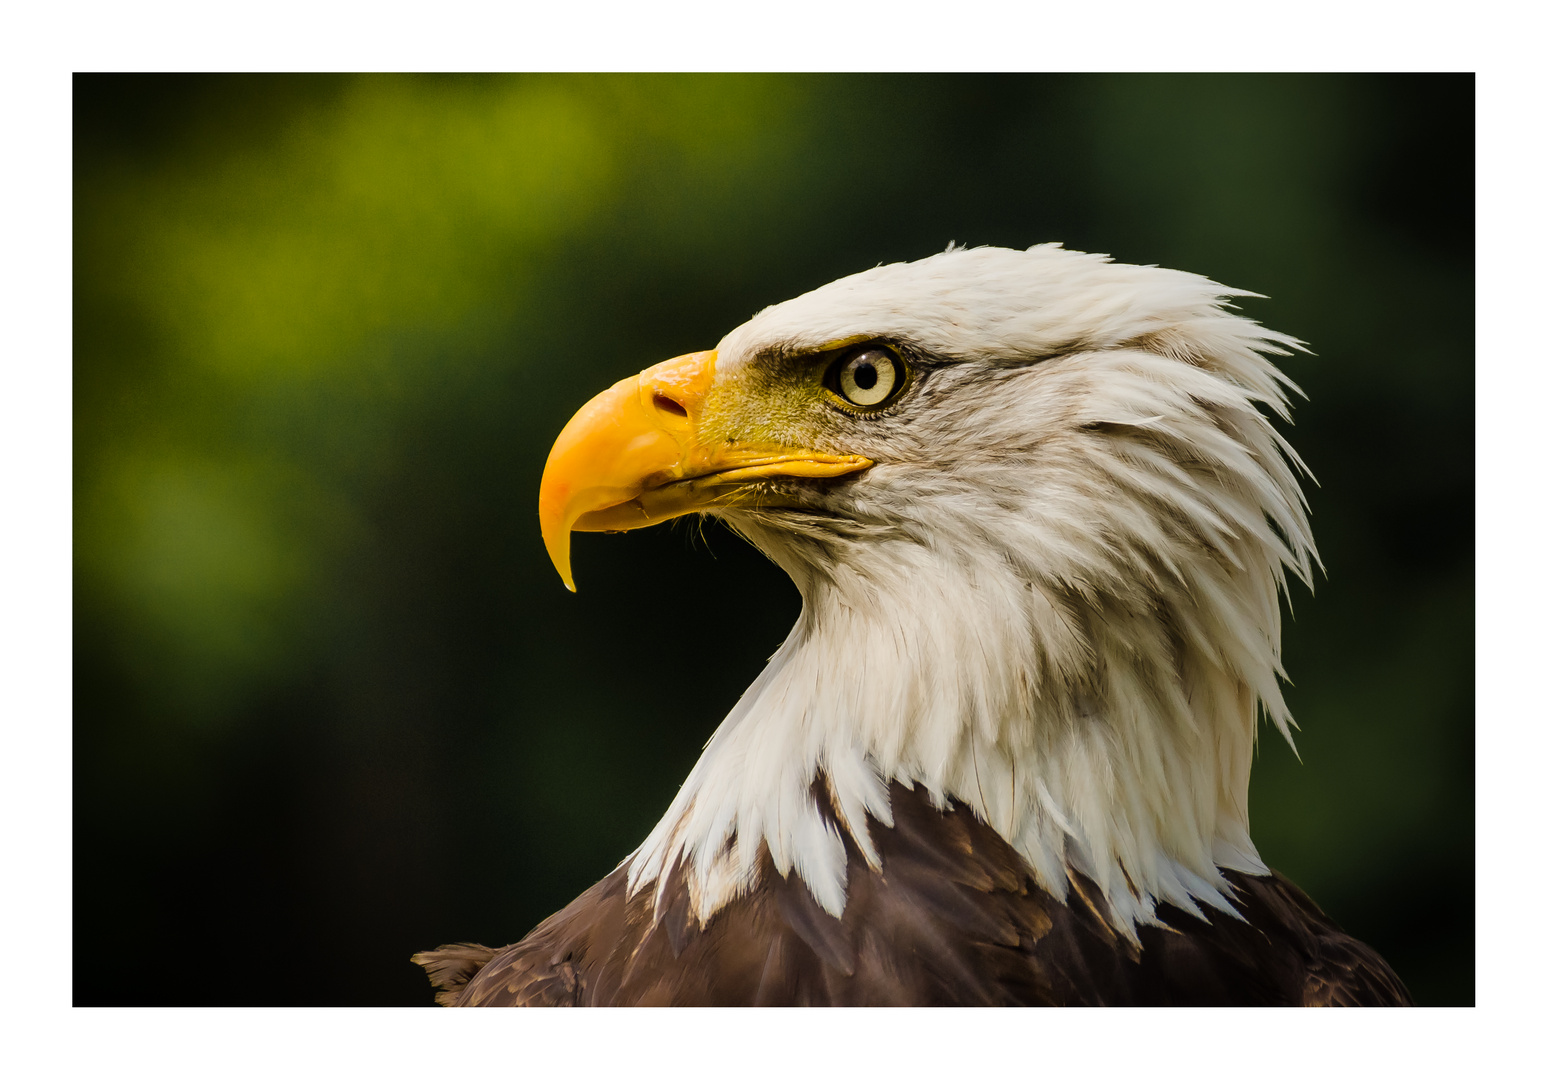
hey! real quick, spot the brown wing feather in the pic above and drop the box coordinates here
[414,779,1412,1006]
[409,943,499,1007]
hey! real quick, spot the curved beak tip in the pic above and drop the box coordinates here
[541,519,578,592]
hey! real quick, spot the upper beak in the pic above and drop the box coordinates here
[538,349,871,590]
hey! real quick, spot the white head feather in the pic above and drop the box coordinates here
[626,244,1317,936]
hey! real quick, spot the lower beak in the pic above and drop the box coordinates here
[537,350,870,590]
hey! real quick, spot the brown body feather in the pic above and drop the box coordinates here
[413,781,1410,1006]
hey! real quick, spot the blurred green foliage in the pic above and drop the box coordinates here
[74,74,1473,1004]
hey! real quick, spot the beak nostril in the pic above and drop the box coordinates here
[653,392,688,418]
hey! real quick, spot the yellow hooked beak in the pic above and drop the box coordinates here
[538,350,871,590]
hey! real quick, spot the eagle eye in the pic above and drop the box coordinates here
[829,347,902,408]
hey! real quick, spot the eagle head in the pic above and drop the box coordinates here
[538,244,1316,934]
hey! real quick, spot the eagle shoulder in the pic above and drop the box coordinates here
[415,782,1412,1006]
[1126,870,1413,1006]
[1230,871,1414,1006]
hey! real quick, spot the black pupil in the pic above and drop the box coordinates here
[853,359,878,390]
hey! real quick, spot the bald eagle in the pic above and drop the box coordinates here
[415,245,1411,1006]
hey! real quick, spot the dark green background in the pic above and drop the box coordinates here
[74,74,1474,1005]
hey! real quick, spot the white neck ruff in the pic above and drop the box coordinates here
[624,252,1315,940]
